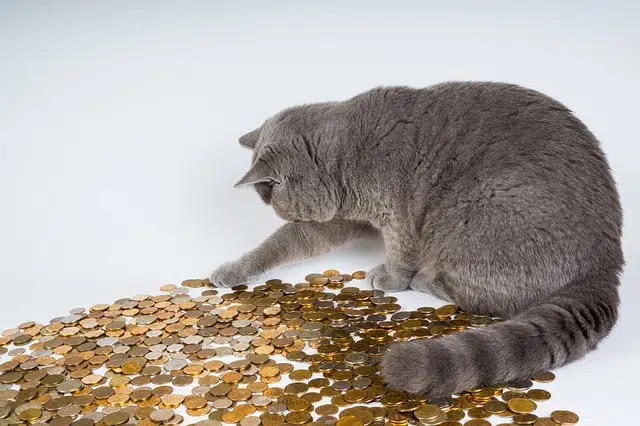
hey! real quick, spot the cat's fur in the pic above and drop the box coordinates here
[211,82,623,399]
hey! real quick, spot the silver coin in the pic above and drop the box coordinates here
[167,344,184,353]
[7,348,25,356]
[316,416,338,424]
[331,381,351,392]
[183,335,203,345]
[235,335,254,343]
[192,386,210,396]
[266,402,286,413]
[58,404,81,417]
[213,336,231,345]
[212,398,233,409]
[171,294,191,303]
[165,414,183,425]
[171,352,189,360]
[146,330,163,338]
[61,314,83,324]
[150,344,167,352]
[113,346,130,354]
[299,331,321,341]
[209,298,223,307]
[390,312,411,321]
[242,365,259,376]
[83,412,104,422]
[97,337,118,347]
[232,320,251,328]
[131,294,150,301]
[38,411,53,423]
[145,352,163,361]
[136,315,157,325]
[351,378,372,389]
[150,409,175,423]
[239,417,260,426]
[164,359,188,371]
[252,396,272,407]
[283,329,299,338]
[80,319,98,329]
[232,342,250,352]
[120,300,138,309]
[215,347,233,357]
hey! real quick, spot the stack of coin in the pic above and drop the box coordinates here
[0,270,579,426]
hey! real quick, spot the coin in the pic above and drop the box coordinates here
[550,410,579,425]
[0,269,578,426]
[507,398,537,414]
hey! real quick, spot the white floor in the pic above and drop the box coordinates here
[1,2,639,424]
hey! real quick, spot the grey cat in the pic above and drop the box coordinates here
[211,82,623,399]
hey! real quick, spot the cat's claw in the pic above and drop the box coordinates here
[367,264,411,292]
[210,260,257,288]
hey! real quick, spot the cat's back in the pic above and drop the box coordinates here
[355,82,614,189]
[349,82,622,249]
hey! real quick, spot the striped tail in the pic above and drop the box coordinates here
[380,267,620,399]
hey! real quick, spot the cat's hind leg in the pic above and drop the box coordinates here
[211,220,378,287]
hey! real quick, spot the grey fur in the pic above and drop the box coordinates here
[211,82,623,399]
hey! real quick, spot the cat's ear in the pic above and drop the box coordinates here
[234,161,279,187]
[238,126,262,149]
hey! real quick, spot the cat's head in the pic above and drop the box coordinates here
[233,107,341,222]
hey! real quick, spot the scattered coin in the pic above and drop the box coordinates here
[0,269,578,426]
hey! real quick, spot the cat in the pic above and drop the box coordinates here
[211,82,623,400]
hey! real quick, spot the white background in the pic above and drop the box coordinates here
[1,1,639,424]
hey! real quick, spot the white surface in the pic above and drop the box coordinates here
[0,1,638,424]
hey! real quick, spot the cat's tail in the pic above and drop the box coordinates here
[380,267,620,399]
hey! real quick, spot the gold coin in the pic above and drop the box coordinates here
[185,395,208,409]
[289,370,312,381]
[463,420,491,426]
[18,408,41,422]
[550,410,579,425]
[534,418,560,426]
[316,405,338,415]
[103,412,129,426]
[323,269,340,277]
[507,398,537,414]
[532,371,555,383]
[414,405,442,421]
[352,271,367,280]
[222,411,245,424]
[285,411,312,425]
[526,389,551,401]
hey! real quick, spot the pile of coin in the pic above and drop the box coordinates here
[0,269,580,426]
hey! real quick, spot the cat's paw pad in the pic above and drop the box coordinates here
[210,260,256,288]
[367,264,410,291]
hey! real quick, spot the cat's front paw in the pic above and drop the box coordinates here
[381,339,453,400]
[210,260,257,288]
[367,264,411,292]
